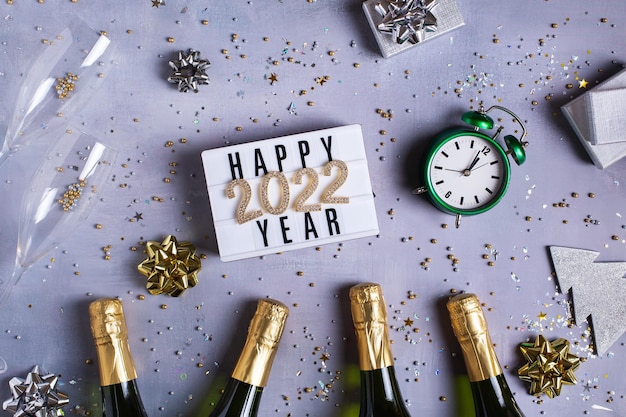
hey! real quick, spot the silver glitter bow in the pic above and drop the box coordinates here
[2,365,69,417]
[375,0,439,44]
[167,49,210,93]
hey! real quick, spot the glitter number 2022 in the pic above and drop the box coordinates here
[226,160,350,225]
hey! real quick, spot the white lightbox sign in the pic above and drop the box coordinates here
[201,124,379,262]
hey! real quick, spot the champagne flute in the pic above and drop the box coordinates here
[0,18,115,167]
[0,129,117,309]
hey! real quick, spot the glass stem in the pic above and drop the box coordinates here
[0,261,28,310]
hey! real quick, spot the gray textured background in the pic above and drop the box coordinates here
[1,1,626,416]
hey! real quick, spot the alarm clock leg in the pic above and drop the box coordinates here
[412,186,427,195]
[455,214,462,228]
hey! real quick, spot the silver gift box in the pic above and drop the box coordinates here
[363,0,465,58]
[561,67,626,169]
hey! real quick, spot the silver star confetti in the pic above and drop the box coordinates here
[375,0,438,44]
[550,246,626,356]
[167,49,210,93]
[2,365,69,417]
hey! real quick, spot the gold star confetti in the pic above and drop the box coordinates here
[137,235,202,297]
[315,76,327,86]
[518,335,581,398]
[134,212,143,221]
[537,311,547,321]
[404,317,414,327]
[151,0,164,7]
[578,79,588,88]
[268,73,278,84]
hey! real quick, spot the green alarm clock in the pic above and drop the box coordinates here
[413,105,528,228]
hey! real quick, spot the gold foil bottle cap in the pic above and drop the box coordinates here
[349,282,394,371]
[447,293,484,338]
[447,293,502,381]
[89,298,127,344]
[89,298,138,386]
[232,298,289,387]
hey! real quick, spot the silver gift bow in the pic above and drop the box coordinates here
[2,365,69,417]
[167,49,210,93]
[375,0,439,44]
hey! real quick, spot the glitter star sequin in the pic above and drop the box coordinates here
[375,0,439,44]
[578,79,588,88]
[167,49,210,93]
[151,0,164,7]
[2,365,69,417]
[268,73,278,85]
[137,235,202,297]
[518,335,581,398]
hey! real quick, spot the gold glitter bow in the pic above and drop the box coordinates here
[518,335,581,398]
[137,235,202,297]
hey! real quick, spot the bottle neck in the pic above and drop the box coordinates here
[457,327,502,382]
[231,299,287,388]
[101,379,148,417]
[447,293,502,382]
[231,337,276,388]
[208,378,263,417]
[94,335,138,386]
[354,321,394,371]
[470,375,526,417]
[359,367,410,417]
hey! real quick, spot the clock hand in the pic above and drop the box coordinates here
[467,151,481,171]
[460,151,481,177]
[472,161,494,171]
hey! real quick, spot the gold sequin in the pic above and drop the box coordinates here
[58,179,87,212]
[55,72,79,100]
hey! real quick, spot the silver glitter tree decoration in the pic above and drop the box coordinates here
[2,365,69,417]
[167,49,210,93]
[550,246,626,356]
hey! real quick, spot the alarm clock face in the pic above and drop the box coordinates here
[425,133,511,214]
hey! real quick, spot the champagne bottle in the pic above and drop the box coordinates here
[447,293,526,417]
[206,298,289,417]
[349,282,411,417]
[89,298,150,417]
